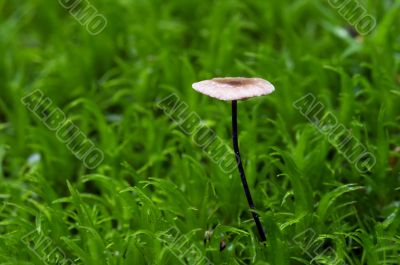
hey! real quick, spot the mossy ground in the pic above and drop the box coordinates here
[0,0,399,264]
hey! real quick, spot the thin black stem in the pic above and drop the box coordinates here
[231,100,266,242]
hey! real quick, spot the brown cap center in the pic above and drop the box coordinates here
[213,78,253,87]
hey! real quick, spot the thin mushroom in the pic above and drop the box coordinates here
[192,77,275,242]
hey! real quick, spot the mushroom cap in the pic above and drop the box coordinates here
[192,77,275,101]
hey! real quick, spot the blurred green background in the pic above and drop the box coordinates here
[0,0,399,264]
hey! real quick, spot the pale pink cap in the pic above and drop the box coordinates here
[192,77,275,101]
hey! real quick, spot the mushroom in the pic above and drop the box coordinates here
[192,77,275,242]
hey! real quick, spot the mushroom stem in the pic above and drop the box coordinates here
[231,100,266,242]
